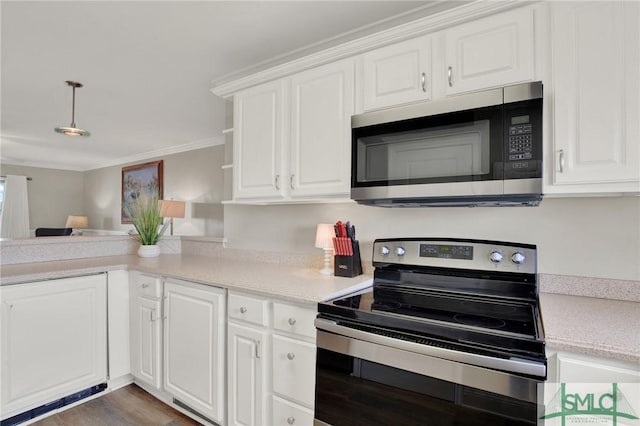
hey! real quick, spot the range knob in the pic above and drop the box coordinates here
[395,247,406,256]
[380,246,390,256]
[489,251,504,264]
[511,252,526,265]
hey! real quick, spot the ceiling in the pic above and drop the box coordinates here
[1,1,455,172]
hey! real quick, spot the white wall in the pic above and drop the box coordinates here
[0,164,84,229]
[83,145,225,236]
[224,196,640,281]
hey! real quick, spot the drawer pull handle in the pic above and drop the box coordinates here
[421,72,426,93]
[288,317,296,326]
[287,352,295,360]
[240,307,247,314]
[559,149,565,173]
[447,66,453,87]
[287,417,295,425]
[142,283,149,288]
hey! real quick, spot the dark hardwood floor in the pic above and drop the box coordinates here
[32,384,201,426]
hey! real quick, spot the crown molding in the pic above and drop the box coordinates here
[210,1,536,98]
[1,136,225,172]
[86,136,224,171]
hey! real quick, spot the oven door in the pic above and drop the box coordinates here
[314,325,542,426]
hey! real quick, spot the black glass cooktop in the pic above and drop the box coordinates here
[319,283,546,361]
[371,284,536,336]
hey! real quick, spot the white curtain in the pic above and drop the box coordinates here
[0,175,30,238]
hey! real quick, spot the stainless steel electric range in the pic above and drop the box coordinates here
[314,238,546,426]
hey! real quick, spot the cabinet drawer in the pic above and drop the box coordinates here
[273,302,316,339]
[272,395,314,426]
[228,292,269,326]
[137,274,162,298]
[272,335,316,407]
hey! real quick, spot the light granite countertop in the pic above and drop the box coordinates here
[1,254,638,364]
[540,293,640,364]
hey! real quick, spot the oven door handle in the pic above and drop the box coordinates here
[314,318,546,378]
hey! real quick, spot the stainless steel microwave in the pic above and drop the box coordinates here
[351,82,543,207]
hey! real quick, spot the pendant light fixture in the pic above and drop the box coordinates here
[54,80,90,137]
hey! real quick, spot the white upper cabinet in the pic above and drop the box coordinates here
[546,1,640,194]
[289,59,354,198]
[443,7,535,96]
[233,80,287,200]
[361,36,431,111]
[232,59,354,203]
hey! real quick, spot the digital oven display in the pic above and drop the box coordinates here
[419,244,473,260]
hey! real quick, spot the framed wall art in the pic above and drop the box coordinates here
[121,160,163,223]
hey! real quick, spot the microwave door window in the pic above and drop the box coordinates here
[357,120,491,185]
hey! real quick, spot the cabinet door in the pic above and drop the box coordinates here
[548,1,639,191]
[444,7,534,95]
[130,296,162,390]
[362,36,431,110]
[163,280,226,425]
[228,322,268,426]
[272,334,316,408]
[289,59,354,198]
[233,79,287,200]
[1,275,107,418]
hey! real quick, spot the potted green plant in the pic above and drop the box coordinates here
[125,193,169,257]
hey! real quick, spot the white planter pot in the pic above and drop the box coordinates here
[138,244,160,258]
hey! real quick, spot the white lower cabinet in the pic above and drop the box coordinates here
[163,279,226,425]
[227,291,317,426]
[549,350,640,384]
[130,273,163,390]
[130,273,226,425]
[228,322,268,426]
[0,274,108,420]
[272,395,315,426]
[272,335,316,408]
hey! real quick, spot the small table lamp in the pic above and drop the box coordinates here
[65,215,88,235]
[315,223,335,275]
[159,200,186,236]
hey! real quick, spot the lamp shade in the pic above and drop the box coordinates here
[159,200,186,218]
[65,215,88,228]
[315,224,334,250]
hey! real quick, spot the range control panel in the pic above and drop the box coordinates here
[373,238,537,274]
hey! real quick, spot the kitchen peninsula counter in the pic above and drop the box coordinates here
[1,253,638,364]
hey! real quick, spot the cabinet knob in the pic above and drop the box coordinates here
[240,307,247,314]
[286,352,295,360]
[287,417,295,425]
[288,317,296,326]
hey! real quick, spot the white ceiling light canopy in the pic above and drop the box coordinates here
[54,80,90,137]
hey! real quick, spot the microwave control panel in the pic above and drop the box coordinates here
[508,117,533,162]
